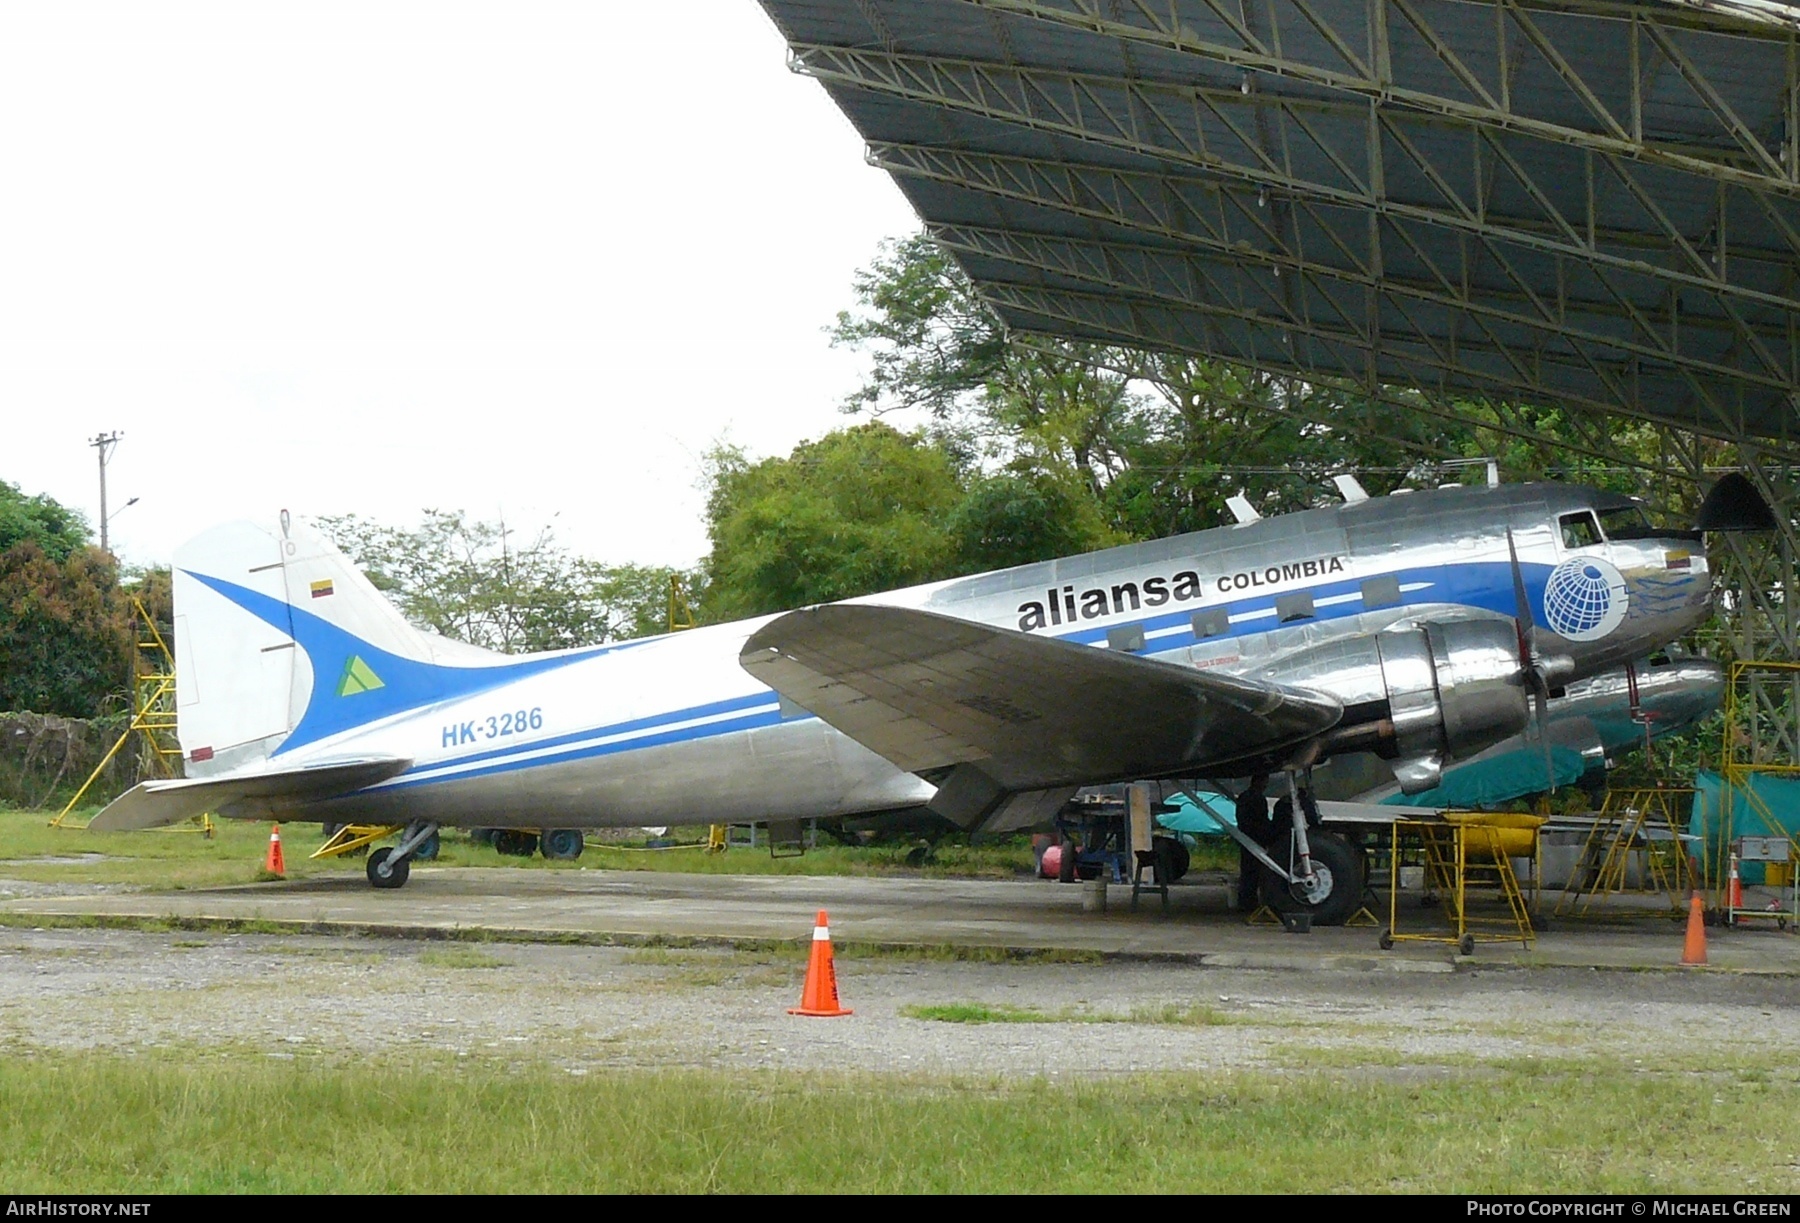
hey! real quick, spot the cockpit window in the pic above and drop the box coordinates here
[1597,505,1656,540]
[1559,511,1602,549]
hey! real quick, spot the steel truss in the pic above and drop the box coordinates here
[759,0,1800,759]
[762,0,1800,453]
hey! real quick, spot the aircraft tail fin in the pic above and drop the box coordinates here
[172,516,492,775]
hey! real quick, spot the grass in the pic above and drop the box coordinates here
[417,947,506,970]
[0,803,1243,892]
[0,807,1059,889]
[0,1049,1793,1193]
[902,1001,1241,1026]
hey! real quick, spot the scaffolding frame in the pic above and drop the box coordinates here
[51,597,210,835]
[1713,658,1800,919]
[1554,787,1699,918]
[1383,816,1539,953]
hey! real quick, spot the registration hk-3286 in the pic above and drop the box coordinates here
[441,707,544,747]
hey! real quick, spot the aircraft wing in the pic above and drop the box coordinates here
[741,605,1341,827]
[88,757,413,832]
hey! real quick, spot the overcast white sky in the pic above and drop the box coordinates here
[0,2,921,570]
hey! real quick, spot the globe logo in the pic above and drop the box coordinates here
[1541,556,1628,642]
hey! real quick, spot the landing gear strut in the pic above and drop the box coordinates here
[366,820,439,890]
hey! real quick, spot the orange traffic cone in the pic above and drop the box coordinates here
[264,824,285,877]
[788,909,852,1017]
[1728,853,1744,911]
[1681,892,1708,966]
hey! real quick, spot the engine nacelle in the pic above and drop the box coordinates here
[1377,621,1530,789]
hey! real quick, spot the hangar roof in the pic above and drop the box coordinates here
[757,0,1800,459]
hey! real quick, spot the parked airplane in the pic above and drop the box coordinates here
[91,482,1717,922]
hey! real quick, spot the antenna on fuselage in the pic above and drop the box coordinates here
[1226,490,1260,524]
[1332,475,1369,503]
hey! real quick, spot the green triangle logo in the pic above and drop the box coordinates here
[336,655,385,697]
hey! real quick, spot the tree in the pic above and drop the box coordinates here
[947,467,1121,572]
[0,479,90,562]
[831,231,1692,541]
[317,511,687,653]
[700,423,965,620]
[0,541,132,716]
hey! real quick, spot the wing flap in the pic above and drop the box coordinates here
[88,757,413,832]
[741,605,1341,792]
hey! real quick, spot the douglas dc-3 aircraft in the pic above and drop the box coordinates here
[92,480,1720,922]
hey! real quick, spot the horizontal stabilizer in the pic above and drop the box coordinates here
[740,604,1341,794]
[88,757,413,832]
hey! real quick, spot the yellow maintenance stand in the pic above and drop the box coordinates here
[1716,659,1800,927]
[1554,787,1698,919]
[52,596,211,835]
[1382,813,1544,954]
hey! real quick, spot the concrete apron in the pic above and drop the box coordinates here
[2,868,1795,975]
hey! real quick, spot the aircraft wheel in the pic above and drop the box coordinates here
[540,829,584,861]
[1378,928,1395,951]
[493,831,540,858]
[1258,830,1363,927]
[412,831,440,861]
[1152,836,1190,883]
[1459,933,1476,956]
[1056,840,1077,883]
[367,848,410,890]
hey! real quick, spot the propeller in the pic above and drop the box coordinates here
[1506,527,1573,802]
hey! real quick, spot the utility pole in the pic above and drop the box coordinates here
[89,431,123,553]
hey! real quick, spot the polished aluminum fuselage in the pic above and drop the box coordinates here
[286,484,1712,828]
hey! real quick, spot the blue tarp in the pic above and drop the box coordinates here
[1155,792,1238,837]
[1690,770,1800,884]
[1381,746,1590,809]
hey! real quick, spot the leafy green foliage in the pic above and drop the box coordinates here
[0,480,90,562]
[317,511,687,653]
[946,468,1120,572]
[830,231,1692,540]
[701,423,965,620]
[0,542,132,716]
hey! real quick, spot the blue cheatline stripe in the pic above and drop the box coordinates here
[369,560,1531,793]
[375,707,789,793]
[1027,559,1541,650]
[352,557,1535,793]
[411,690,780,775]
[302,558,1540,803]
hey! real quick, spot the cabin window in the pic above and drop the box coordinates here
[1106,625,1146,653]
[1191,608,1230,639]
[1275,591,1315,623]
[1361,574,1402,609]
[1559,511,1602,550]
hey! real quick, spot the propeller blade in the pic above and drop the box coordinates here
[1508,528,1560,800]
[1505,526,1540,674]
[1534,686,1558,799]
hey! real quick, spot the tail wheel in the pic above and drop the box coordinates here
[1257,830,1364,927]
[367,848,410,890]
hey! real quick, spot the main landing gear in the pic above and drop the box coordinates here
[366,820,440,890]
[1213,772,1365,927]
